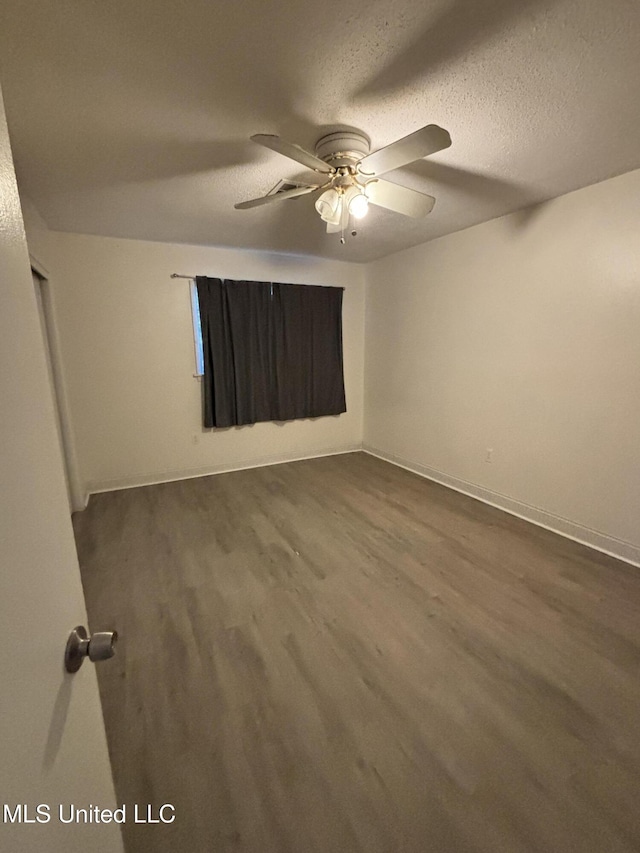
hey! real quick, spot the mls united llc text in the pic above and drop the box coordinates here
[3,803,175,824]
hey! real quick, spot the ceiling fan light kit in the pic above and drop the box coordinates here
[315,184,370,226]
[235,124,452,242]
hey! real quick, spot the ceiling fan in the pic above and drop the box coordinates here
[234,124,452,240]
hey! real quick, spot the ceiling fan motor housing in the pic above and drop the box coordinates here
[314,130,371,168]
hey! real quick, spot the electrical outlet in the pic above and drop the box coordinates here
[485,448,493,463]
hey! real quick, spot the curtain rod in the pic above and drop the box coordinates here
[170,273,344,290]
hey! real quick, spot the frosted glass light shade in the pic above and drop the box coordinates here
[315,188,341,224]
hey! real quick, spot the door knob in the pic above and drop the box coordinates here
[65,625,118,673]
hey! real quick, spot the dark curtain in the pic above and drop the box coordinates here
[196,277,346,428]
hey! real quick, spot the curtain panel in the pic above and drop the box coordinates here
[196,277,346,428]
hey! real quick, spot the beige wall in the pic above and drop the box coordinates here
[22,217,365,495]
[364,169,640,563]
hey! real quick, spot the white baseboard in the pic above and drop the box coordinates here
[363,445,640,569]
[71,492,90,513]
[86,445,363,498]
[83,443,640,568]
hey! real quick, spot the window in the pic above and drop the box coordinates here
[189,280,205,377]
[195,277,346,428]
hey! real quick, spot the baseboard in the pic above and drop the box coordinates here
[363,445,640,569]
[71,492,90,513]
[86,444,363,497]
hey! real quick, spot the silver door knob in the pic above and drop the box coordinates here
[65,625,118,673]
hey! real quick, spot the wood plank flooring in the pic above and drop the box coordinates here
[73,452,640,853]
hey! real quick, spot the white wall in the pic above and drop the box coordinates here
[364,168,640,564]
[21,222,365,495]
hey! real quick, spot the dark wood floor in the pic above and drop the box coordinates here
[73,452,640,853]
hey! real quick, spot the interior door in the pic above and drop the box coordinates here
[0,86,123,852]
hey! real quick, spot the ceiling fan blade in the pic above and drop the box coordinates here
[234,184,321,210]
[358,125,451,177]
[366,179,436,218]
[251,134,333,174]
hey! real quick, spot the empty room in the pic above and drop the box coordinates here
[1,1,640,852]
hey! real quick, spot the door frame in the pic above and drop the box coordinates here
[30,253,86,512]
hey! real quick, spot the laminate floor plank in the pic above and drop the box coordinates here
[73,452,640,853]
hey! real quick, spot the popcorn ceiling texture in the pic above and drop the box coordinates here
[1,0,639,262]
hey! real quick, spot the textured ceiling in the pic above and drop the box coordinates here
[1,0,639,263]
